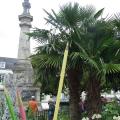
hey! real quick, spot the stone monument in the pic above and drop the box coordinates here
[0,0,40,102]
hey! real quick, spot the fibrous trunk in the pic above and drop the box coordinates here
[86,73,101,119]
[67,69,81,120]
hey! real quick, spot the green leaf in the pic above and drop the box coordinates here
[94,8,104,19]
[105,64,120,74]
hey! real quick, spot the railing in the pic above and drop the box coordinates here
[34,103,69,120]
[0,103,69,120]
[34,106,69,120]
[35,110,48,120]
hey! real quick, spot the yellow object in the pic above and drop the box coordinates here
[53,43,69,120]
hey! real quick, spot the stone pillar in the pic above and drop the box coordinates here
[18,0,33,59]
[17,0,40,102]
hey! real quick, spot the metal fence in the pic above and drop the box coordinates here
[0,103,69,120]
[0,109,69,120]
[35,110,48,120]
[34,106,69,120]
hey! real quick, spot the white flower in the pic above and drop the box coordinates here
[92,114,102,119]
[86,118,89,120]
[113,116,120,120]
[82,117,86,120]
[113,116,117,120]
[82,117,89,120]
[96,114,102,119]
[92,114,96,119]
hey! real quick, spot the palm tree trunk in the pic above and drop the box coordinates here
[86,73,101,119]
[67,69,81,120]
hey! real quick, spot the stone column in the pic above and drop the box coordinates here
[18,0,33,59]
[17,0,40,102]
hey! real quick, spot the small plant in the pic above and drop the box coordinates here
[58,106,69,120]
[82,113,102,120]
[101,100,120,120]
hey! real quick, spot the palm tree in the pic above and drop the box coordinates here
[28,3,120,120]
[79,17,120,117]
[29,28,83,120]
[29,3,100,120]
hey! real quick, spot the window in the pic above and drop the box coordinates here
[0,74,4,83]
[0,62,6,68]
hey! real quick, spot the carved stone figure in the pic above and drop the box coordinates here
[22,0,31,14]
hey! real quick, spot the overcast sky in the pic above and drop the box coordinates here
[0,0,120,58]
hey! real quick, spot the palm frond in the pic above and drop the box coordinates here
[43,9,59,25]
[59,2,81,27]
[114,13,120,30]
[70,52,99,70]
[94,8,104,19]
[31,53,63,70]
[28,28,49,44]
[105,64,120,74]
